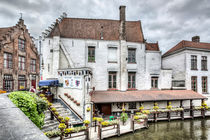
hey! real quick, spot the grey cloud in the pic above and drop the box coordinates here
[0,0,210,53]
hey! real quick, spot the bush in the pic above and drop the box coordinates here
[120,112,128,124]
[8,91,47,129]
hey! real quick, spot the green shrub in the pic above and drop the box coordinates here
[120,112,128,124]
[8,91,47,129]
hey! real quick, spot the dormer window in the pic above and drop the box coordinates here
[18,38,25,51]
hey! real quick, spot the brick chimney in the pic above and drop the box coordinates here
[119,6,126,40]
[120,6,126,22]
[192,36,200,42]
[119,6,127,91]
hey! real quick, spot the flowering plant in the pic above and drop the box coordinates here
[86,107,91,112]
[139,106,144,110]
[83,120,90,124]
[58,123,66,130]
[122,108,126,112]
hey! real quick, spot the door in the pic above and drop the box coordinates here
[101,104,111,115]
[31,75,36,89]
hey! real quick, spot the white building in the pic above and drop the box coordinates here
[42,6,205,120]
[162,36,210,105]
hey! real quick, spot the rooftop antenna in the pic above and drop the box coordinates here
[19,13,23,19]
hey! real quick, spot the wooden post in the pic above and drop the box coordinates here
[86,125,89,140]
[168,111,171,122]
[167,101,170,120]
[180,100,184,120]
[50,111,54,120]
[144,118,149,128]
[117,123,120,136]
[94,120,97,132]
[201,99,205,118]
[98,123,101,140]
[130,114,134,133]
[190,100,194,119]
[153,102,157,122]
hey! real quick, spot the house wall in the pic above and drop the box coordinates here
[0,19,39,91]
[163,50,210,105]
[162,52,186,80]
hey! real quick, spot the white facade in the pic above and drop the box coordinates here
[41,35,173,119]
[162,49,210,105]
[43,37,172,91]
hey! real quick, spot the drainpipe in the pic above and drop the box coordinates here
[83,74,89,120]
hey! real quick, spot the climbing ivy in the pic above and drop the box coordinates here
[8,91,48,129]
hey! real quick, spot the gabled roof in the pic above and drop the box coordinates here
[91,90,206,103]
[48,18,144,43]
[146,42,159,51]
[163,40,210,57]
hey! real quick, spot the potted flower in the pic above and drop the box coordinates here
[58,116,63,121]
[54,111,59,116]
[83,120,90,127]
[64,93,68,96]
[86,107,91,112]
[51,107,56,112]
[58,123,66,131]
[139,105,144,112]
[76,102,80,106]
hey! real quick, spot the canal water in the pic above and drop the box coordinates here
[109,118,210,140]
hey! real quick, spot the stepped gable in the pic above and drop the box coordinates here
[48,18,144,43]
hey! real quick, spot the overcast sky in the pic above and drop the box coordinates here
[0,0,210,53]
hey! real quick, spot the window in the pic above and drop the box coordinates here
[151,77,158,89]
[128,49,136,63]
[18,75,26,90]
[191,55,197,70]
[172,80,185,87]
[30,59,36,72]
[3,75,13,91]
[202,76,208,93]
[108,72,117,89]
[191,76,197,92]
[201,56,207,70]
[108,47,117,62]
[18,56,25,70]
[4,53,13,69]
[88,46,95,62]
[128,72,136,89]
[18,38,25,51]
[128,102,136,109]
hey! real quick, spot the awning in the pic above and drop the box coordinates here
[39,80,59,87]
[91,90,207,103]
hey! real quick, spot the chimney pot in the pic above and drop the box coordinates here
[192,36,200,42]
[119,6,126,21]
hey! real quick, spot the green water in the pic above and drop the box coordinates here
[109,118,210,140]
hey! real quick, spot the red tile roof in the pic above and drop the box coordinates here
[91,90,206,103]
[163,40,210,57]
[146,42,159,51]
[48,18,144,43]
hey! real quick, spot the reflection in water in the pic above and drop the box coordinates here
[109,118,210,140]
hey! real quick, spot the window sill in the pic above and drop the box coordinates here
[108,61,117,63]
[201,69,208,71]
[128,62,137,64]
[127,88,137,91]
[108,88,118,91]
[88,61,95,63]
[202,92,209,94]
[191,69,198,71]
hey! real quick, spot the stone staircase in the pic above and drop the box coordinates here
[42,101,82,133]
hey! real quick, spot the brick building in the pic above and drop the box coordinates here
[0,18,39,91]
